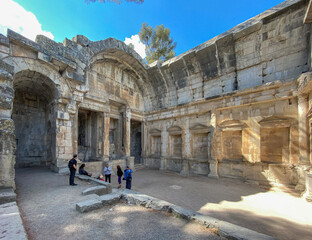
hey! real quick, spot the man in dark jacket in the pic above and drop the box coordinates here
[68,154,78,186]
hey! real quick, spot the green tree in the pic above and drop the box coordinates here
[139,23,177,64]
[85,0,143,4]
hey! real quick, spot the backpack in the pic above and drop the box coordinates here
[68,159,74,169]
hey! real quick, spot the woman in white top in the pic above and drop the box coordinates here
[104,163,111,183]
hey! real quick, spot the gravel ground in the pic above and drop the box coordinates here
[15,167,221,240]
[127,168,312,240]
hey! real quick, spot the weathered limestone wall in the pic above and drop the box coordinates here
[0,59,16,188]
[147,0,309,110]
[1,0,312,191]
[143,0,311,187]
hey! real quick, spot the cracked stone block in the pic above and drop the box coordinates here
[145,199,173,211]
[125,193,153,206]
[169,205,197,220]
[98,193,121,206]
[82,186,108,196]
[76,198,103,213]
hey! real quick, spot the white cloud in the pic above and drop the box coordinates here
[0,0,54,41]
[124,34,146,59]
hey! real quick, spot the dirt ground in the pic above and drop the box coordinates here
[117,168,312,240]
[15,167,222,240]
[15,167,312,240]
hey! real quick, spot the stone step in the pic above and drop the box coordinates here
[0,188,16,205]
[82,186,109,196]
[76,192,122,213]
[134,164,146,171]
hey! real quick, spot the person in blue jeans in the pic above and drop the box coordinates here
[68,154,78,186]
[124,166,133,189]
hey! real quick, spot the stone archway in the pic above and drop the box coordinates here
[12,70,59,167]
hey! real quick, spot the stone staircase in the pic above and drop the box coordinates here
[134,164,146,171]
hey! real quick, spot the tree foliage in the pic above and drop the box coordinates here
[85,0,143,4]
[139,23,177,64]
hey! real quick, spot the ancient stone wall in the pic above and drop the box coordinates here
[147,0,309,109]
[0,0,312,191]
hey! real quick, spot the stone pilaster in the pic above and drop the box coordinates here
[303,172,312,202]
[160,125,168,171]
[103,113,110,160]
[298,95,309,164]
[124,108,131,157]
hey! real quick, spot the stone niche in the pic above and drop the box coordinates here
[78,110,104,162]
[130,120,142,164]
[109,117,122,159]
[149,128,161,157]
[259,116,295,164]
[167,126,182,158]
[190,124,210,159]
[219,120,245,162]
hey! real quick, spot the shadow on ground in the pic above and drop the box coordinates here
[15,167,220,240]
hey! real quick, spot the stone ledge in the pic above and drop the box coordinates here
[76,198,102,213]
[75,189,276,239]
[98,192,121,206]
[0,188,16,205]
[82,186,109,196]
[77,175,112,194]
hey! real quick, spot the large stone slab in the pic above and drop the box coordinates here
[76,198,102,213]
[82,186,108,196]
[0,202,28,240]
[77,175,112,194]
[98,192,121,206]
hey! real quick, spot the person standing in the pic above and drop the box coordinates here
[68,154,78,186]
[104,163,111,183]
[124,166,133,190]
[116,165,123,188]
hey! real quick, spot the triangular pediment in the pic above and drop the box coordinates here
[149,128,161,134]
[189,123,208,131]
[259,116,296,127]
[167,125,182,133]
[219,120,243,127]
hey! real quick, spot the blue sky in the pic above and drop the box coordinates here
[0,0,285,58]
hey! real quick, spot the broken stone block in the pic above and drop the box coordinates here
[98,192,121,206]
[145,199,173,211]
[169,205,197,220]
[76,198,102,213]
[82,186,108,196]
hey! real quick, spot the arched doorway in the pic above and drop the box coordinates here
[12,70,58,168]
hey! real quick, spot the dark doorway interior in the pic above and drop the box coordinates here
[130,120,142,164]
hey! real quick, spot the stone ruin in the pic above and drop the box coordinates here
[1,0,312,199]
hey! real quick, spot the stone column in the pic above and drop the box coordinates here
[298,95,309,164]
[180,124,190,176]
[124,108,131,157]
[103,113,110,161]
[72,109,79,155]
[0,61,16,189]
[141,122,145,164]
[160,125,168,171]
